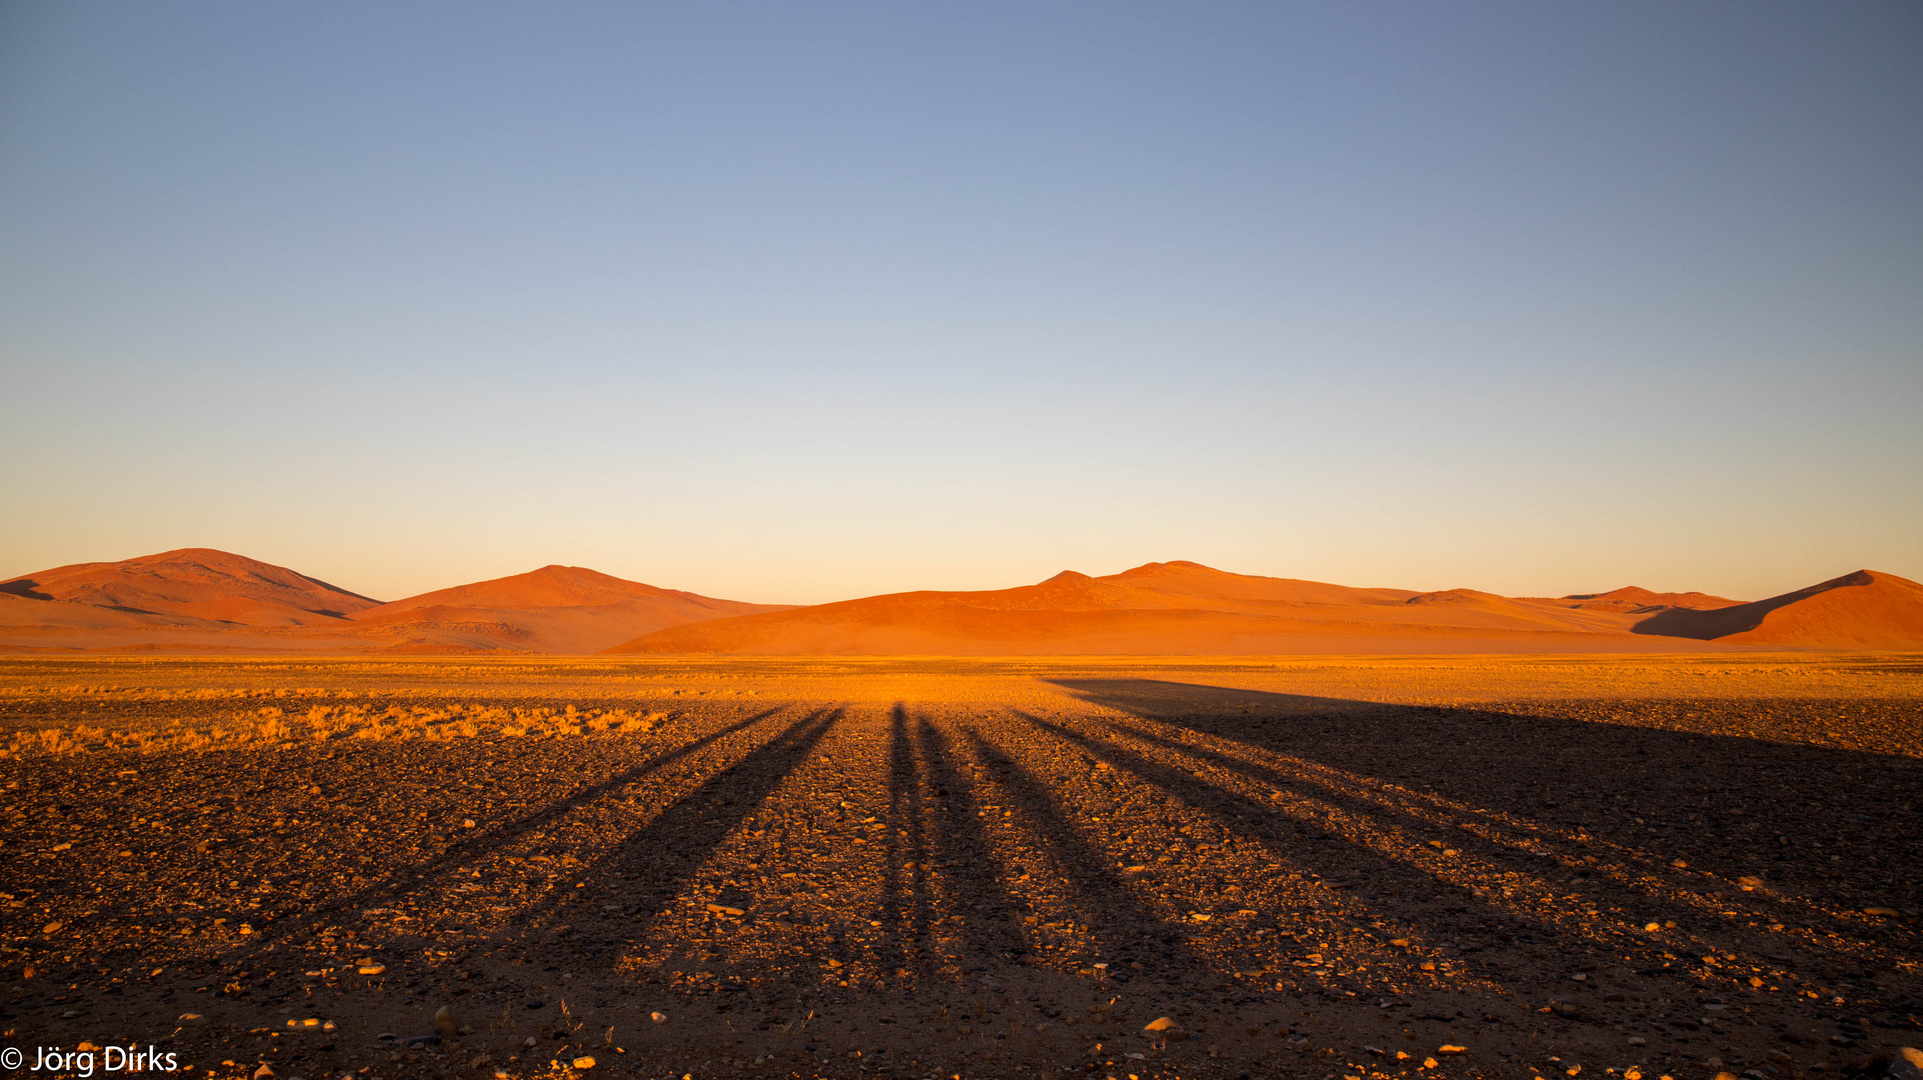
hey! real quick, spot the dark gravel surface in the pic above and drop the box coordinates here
[0,658,1918,1080]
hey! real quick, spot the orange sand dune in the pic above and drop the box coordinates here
[607,560,1756,655]
[1541,585,1743,613]
[0,551,790,654]
[0,548,378,630]
[1633,569,1923,648]
[339,565,794,653]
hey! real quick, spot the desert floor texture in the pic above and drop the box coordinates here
[1,655,1919,1080]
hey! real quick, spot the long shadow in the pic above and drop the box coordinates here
[1047,679,1923,972]
[1049,679,1921,886]
[909,712,1034,970]
[879,703,938,981]
[236,705,795,952]
[961,725,1211,984]
[528,706,843,960]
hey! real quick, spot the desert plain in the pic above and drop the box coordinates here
[1,653,1919,1080]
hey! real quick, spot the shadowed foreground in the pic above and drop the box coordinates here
[1,656,1918,1080]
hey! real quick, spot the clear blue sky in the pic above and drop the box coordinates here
[2,2,1918,604]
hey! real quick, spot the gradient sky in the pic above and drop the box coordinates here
[2,2,1919,606]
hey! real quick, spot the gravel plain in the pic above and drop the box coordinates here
[1,655,1918,1080]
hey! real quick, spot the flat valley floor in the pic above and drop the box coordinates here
[1,655,1919,1080]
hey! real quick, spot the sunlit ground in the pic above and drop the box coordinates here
[1,655,1918,1080]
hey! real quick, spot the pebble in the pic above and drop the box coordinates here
[649,1011,668,1025]
[705,903,746,916]
[43,921,62,934]
[1439,1045,1466,1053]
[1143,1016,1185,1041]
[571,1056,596,1069]
[1890,1049,1923,1080]
[1864,907,1900,917]
[178,1013,209,1027]
[357,964,385,976]
[1628,1036,1647,1046]
[254,1066,276,1079]
[469,1055,493,1070]
[436,1006,460,1037]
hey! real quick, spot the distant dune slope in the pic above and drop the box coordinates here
[1543,586,1743,614]
[0,551,791,654]
[0,548,379,629]
[344,565,794,653]
[606,560,1755,655]
[7,551,1910,655]
[1633,570,1923,648]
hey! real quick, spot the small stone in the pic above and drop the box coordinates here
[42,921,62,934]
[571,1056,595,1069]
[1424,1057,1439,1069]
[704,903,745,917]
[1553,1001,1582,1019]
[1671,860,1688,869]
[1143,1016,1186,1041]
[1629,1036,1647,1046]
[649,1011,668,1025]
[463,819,476,828]
[469,1056,493,1070]
[1864,907,1900,917]
[436,1006,460,1037]
[178,1013,209,1026]
[1645,922,1661,932]
[524,1037,538,1048]
[1712,1073,1738,1080]
[1738,876,1764,888]
[1438,1045,1466,1053]
[62,1009,79,1018]
[1891,1048,1923,1080]
[358,964,385,975]
[255,1067,276,1079]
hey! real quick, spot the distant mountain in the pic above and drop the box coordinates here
[0,550,789,654]
[1633,570,1923,648]
[0,548,379,629]
[1548,586,1743,614]
[6,550,1911,654]
[345,565,793,653]
[606,560,1725,655]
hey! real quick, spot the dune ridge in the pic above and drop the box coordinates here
[608,560,1918,655]
[1632,569,1923,648]
[0,551,789,654]
[5,550,1916,654]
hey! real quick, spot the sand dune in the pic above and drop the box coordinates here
[1547,585,1742,613]
[0,548,379,631]
[0,551,789,654]
[1633,569,1923,648]
[607,560,1763,655]
[341,565,794,653]
[6,551,1911,654]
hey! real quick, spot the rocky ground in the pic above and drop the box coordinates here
[0,655,1918,1080]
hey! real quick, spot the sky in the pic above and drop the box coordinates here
[2,2,1919,606]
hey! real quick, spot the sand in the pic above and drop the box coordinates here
[2,653,1918,1080]
[610,563,1923,655]
[8,553,1921,656]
